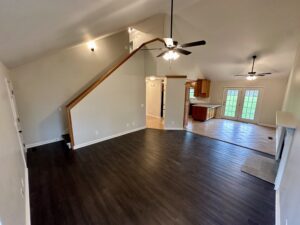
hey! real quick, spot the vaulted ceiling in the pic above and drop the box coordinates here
[168,0,300,80]
[0,0,187,68]
[1,0,300,82]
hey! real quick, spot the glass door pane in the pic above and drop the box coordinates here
[241,89,259,121]
[224,89,239,118]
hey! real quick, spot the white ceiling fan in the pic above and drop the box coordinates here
[145,0,207,61]
[234,55,272,80]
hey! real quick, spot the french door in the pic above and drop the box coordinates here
[222,88,261,123]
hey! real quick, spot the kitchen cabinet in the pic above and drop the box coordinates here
[191,105,221,121]
[194,79,210,98]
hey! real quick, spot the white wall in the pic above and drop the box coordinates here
[10,31,129,147]
[283,46,300,120]
[130,14,165,50]
[278,124,300,225]
[0,62,27,225]
[146,79,162,118]
[278,45,300,225]
[164,77,186,129]
[210,77,288,126]
[71,51,146,148]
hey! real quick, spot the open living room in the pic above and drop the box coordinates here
[1,0,300,225]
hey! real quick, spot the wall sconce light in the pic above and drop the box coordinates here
[128,27,134,33]
[87,41,96,52]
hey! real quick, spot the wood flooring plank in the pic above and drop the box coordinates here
[28,129,275,225]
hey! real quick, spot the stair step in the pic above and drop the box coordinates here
[62,133,71,149]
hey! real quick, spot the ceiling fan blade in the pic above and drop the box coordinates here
[234,75,247,77]
[175,48,192,55]
[180,40,206,48]
[157,51,169,58]
[257,72,272,75]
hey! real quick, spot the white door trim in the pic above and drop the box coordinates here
[222,87,263,124]
[5,78,27,165]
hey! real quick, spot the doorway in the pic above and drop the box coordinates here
[145,77,164,129]
[222,88,262,123]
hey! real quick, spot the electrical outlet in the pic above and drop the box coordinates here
[126,123,130,127]
[285,219,288,225]
[141,104,144,108]
[95,130,99,136]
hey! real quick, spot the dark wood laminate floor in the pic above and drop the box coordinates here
[28,129,275,225]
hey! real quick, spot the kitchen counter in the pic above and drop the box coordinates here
[191,104,221,121]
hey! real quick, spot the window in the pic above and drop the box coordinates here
[189,87,195,99]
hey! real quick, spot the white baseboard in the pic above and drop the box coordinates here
[25,137,63,149]
[74,126,146,150]
[258,122,276,128]
[25,168,31,225]
[164,127,184,130]
[276,191,280,225]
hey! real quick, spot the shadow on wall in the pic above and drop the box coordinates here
[40,109,67,142]
[64,51,129,106]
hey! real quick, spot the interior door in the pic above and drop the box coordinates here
[5,78,27,163]
[222,88,242,120]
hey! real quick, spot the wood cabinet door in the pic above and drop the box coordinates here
[194,79,210,98]
[194,80,201,97]
[201,79,211,97]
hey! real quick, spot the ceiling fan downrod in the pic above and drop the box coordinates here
[170,0,173,39]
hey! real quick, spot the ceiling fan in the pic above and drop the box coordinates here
[234,55,272,80]
[145,0,206,61]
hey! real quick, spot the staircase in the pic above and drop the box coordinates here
[62,134,71,149]
[65,38,164,149]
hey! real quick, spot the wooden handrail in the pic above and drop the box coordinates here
[66,37,165,148]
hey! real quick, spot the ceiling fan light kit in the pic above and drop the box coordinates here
[163,50,180,61]
[246,75,257,81]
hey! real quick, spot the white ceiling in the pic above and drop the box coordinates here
[169,0,300,80]
[1,0,300,82]
[0,0,186,68]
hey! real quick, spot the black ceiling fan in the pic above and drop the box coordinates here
[145,0,206,59]
[234,55,272,79]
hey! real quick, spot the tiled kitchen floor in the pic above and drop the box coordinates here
[186,118,276,155]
